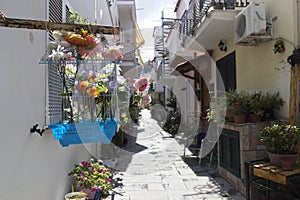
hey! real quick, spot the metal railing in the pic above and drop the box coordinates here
[179,0,251,44]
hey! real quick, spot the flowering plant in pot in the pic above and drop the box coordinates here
[68,158,114,199]
[227,90,249,123]
[259,124,300,168]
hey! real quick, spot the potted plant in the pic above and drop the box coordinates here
[249,92,265,122]
[68,158,114,199]
[227,90,249,123]
[262,92,284,120]
[259,124,300,168]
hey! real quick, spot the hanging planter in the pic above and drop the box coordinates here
[39,18,129,147]
[49,118,117,147]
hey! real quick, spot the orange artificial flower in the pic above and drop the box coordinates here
[87,87,99,98]
[78,80,89,92]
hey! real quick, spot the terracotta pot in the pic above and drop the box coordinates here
[226,110,234,122]
[268,152,298,167]
[233,114,246,124]
[281,156,297,170]
[250,114,262,123]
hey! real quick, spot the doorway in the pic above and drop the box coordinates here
[217,52,236,91]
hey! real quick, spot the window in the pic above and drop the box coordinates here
[219,128,241,178]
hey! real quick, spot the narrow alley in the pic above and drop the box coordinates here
[110,109,245,200]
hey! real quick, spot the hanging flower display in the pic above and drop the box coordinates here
[39,11,130,147]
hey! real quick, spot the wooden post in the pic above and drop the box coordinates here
[289,49,300,125]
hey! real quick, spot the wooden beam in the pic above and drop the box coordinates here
[0,12,118,35]
[182,74,195,80]
[290,64,300,125]
[289,49,300,125]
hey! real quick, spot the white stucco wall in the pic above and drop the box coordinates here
[0,1,109,199]
[69,0,112,25]
[212,0,298,120]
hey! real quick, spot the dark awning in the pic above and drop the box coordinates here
[170,54,212,80]
[171,61,197,80]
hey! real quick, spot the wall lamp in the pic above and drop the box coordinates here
[218,40,227,52]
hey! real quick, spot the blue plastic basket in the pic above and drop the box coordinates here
[49,119,117,147]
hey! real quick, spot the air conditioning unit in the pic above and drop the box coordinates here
[234,2,271,46]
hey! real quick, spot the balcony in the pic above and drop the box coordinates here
[166,22,196,67]
[179,0,252,50]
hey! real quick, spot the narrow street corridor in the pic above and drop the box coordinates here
[110,109,245,200]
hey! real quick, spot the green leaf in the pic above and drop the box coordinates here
[65,68,75,76]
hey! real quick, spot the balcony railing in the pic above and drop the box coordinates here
[179,0,251,43]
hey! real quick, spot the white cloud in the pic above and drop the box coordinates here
[136,0,177,62]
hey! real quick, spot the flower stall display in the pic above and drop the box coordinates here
[39,16,128,146]
[68,158,114,199]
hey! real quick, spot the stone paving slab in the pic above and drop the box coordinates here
[110,109,245,200]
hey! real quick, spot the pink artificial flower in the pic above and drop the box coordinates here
[125,77,131,83]
[133,77,148,92]
[66,52,76,63]
[102,46,124,61]
[106,178,112,182]
[92,187,100,192]
[77,37,101,58]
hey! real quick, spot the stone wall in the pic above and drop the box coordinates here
[218,121,277,195]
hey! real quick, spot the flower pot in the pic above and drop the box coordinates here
[65,192,86,200]
[250,114,262,123]
[79,188,96,200]
[281,155,298,170]
[233,114,246,124]
[226,110,234,122]
[268,152,298,167]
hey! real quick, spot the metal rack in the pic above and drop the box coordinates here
[245,159,300,200]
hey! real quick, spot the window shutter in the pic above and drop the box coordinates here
[48,0,63,124]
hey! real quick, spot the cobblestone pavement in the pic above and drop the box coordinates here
[108,109,245,200]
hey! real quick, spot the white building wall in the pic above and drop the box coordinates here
[175,0,188,19]
[0,1,112,199]
[69,0,112,25]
